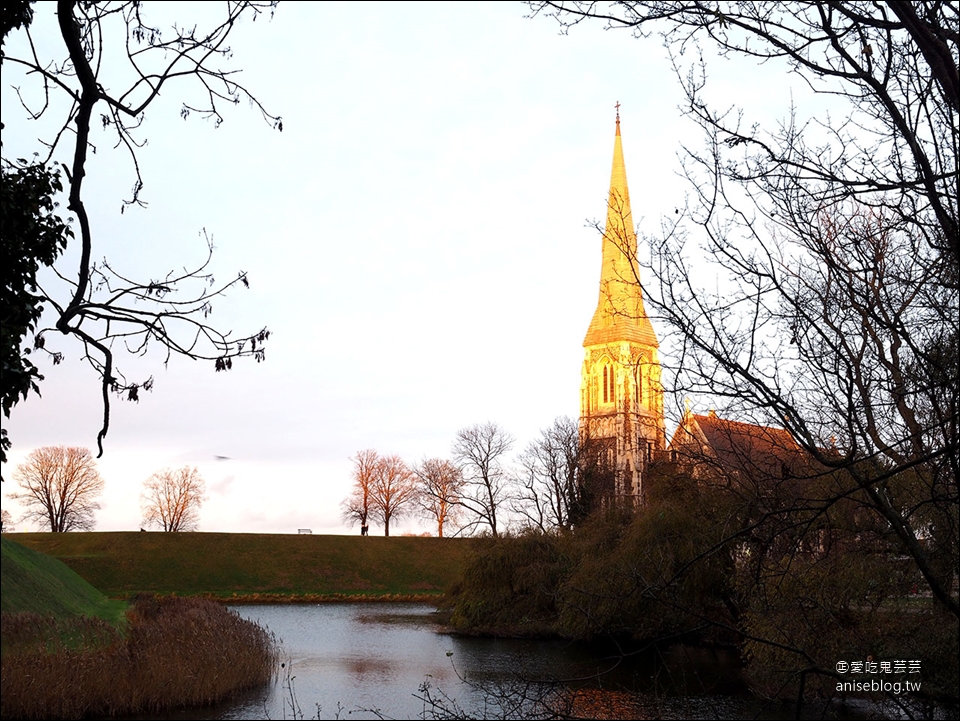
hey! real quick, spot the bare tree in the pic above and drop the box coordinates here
[412,457,463,537]
[9,446,104,531]
[2,1,281,457]
[452,422,515,538]
[532,0,958,621]
[527,0,959,704]
[341,449,378,535]
[513,416,584,532]
[1,508,12,532]
[140,466,206,532]
[369,454,418,537]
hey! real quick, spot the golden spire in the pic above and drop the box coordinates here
[583,108,658,348]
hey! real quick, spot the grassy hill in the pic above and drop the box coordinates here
[2,536,281,718]
[1,536,126,623]
[5,532,478,600]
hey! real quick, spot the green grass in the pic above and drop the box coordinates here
[1,536,125,623]
[5,531,478,600]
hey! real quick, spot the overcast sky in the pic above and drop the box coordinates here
[2,2,807,535]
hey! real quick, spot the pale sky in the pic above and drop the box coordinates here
[2,2,809,535]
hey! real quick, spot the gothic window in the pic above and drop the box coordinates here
[635,356,646,409]
[635,363,643,409]
[600,361,615,405]
[597,358,614,405]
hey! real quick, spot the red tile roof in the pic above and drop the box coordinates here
[671,412,806,480]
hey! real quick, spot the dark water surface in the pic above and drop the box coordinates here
[133,603,925,720]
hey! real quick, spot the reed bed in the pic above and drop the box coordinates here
[1,594,279,720]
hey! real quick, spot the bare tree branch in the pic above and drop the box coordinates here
[3,1,282,456]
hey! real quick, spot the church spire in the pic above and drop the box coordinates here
[578,108,667,509]
[583,108,658,348]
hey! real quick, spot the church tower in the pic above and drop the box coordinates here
[580,109,665,506]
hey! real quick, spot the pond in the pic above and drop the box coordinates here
[136,603,909,720]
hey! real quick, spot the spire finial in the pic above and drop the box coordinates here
[615,101,621,135]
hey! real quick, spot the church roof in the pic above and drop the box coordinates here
[670,411,807,481]
[583,112,658,349]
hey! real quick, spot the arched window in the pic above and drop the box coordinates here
[636,356,646,409]
[634,364,641,409]
[602,362,615,404]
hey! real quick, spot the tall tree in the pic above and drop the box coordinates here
[529,0,959,702]
[369,454,418,537]
[513,416,585,532]
[9,446,104,531]
[413,457,463,537]
[452,422,515,538]
[1,1,281,457]
[1,1,71,467]
[0,158,70,467]
[532,0,958,620]
[140,466,207,532]
[341,449,378,534]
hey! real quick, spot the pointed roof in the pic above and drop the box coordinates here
[670,410,807,480]
[583,110,658,349]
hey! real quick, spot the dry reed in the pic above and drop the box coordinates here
[1,594,279,720]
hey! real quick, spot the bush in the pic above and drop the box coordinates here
[447,492,738,644]
[555,498,736,643]
[449,531,567,636]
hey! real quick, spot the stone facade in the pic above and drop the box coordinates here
[579,112,665,506]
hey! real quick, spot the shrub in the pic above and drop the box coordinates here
[448,532,567,636]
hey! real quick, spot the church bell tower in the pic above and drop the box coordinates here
[579,108,665,506]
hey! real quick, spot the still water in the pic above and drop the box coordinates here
[144,603,858,720]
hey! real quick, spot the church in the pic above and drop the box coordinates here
[578,109,806,507]
[579,108,666,505]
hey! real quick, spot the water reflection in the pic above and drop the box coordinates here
[133,602,863,720]
[237,603,462,720]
